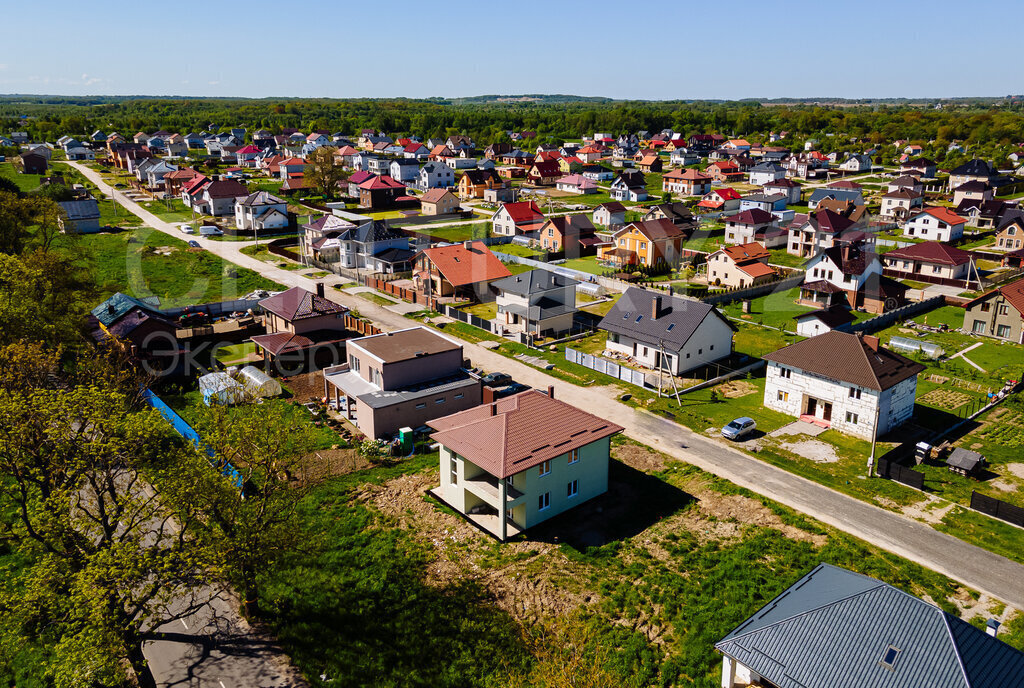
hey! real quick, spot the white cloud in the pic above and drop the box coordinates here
[81,73,102,86]
[208,80,220,86]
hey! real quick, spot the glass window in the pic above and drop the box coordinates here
[846,412,859,424]
[539,460,551,476]
[567,480,578,498]
[538,492,550,510]
[450,457,458,485]
[997,324,1011,338]
[568,448,579,464]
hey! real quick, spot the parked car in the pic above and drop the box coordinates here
[481,372,512,387]
[721,417,757,441]
[199,225,223,236]
[179,223,194,234]
[187,240,201,248]
[496,382,530,398]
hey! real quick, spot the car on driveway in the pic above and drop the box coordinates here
[721,417,757,441]
[187,240,201,248]
[481,372,512,387]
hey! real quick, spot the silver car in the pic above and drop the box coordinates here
[722,417,757,440]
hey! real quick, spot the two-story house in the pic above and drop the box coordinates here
[697,187,742,212]
[593,202,626,228]
[389,158,420,183]
[234,191,289,232]
[995,214,1024,250]
[250,284,351,373]
[417,161,456,190]
[962,277,1024,342]
[536,214,601,255]
[903,206,966,242]
[493,269,577,336]
[723,208,783,247]
[429,387,623,541]
[491,201,546,237]
[747,161,786,186]
[358,174,407,209]
[598,219,689,268]
[882,241,976,285]
[323,327,483,439]
[457,168,504,198]
[599,287,735,375]
[763,332,924,438]
[705,243,776,289]
[787,209,860,257]
[804,243,883,308]
[609,170,648,202]
[661,167,711,196]
[414,240,512,300]
[419,188,460,216]
[762,177,802,205]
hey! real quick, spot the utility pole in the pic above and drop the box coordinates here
[867,399,881,477]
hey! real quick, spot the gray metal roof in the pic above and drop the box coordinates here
[716,563,1024,688]
[946,447,984,471]
[598,287,733,352]
[491,269,578,296]
[58,199,100,221]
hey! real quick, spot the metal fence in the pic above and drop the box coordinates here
[565,347,649,387]
[971,491,1024,528]
[851,295,945,334]
[876,458,925,490]
[443,304,500,334]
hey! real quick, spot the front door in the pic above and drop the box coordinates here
[806,398,817,416]
[823,403,833,422]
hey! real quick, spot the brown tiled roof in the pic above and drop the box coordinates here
[965,277,1024,317]
[724,208,775,225]
[792,304,856,328]
[884,241,972,266]
[736,261,775,279]
[801,280,845,294]
[259,286,347,322]
[816,245,878,276]
[419,241,512,287]
[620,218,686,241]
[722,242,770,263]
[764,331,925,391]
[420,188,453,203]
[428,389,623,478]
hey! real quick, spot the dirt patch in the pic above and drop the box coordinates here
[613,441,669,472]
[950,590,1016,624]
[297,448,365,484]
[282,370,326,403]
[782,439,841,463]
[1007,463,1024,480]
[151,245,177,256]
[919,388,972,410]
[358,472,594,621]
[715,380,757,399]
[900,496,955,525]
[990,479,1019,493]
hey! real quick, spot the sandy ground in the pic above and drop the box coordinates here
[782,439,841,463]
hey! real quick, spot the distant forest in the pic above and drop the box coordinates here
[4,95,1024,160]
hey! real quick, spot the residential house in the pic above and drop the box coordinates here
[747,161,787,186]
[64,146,95,161]
[493,270,577,336]
[499,149,535,166]
[278,157,308,179]
[705,243,776,288]
[484,142,513,160]
[948,158,996,190]
[808,187,865,210]
[358,174,408,209]
[642,202,696,228]
[417,161,456,191]
[57,199,101,234]
[429,387,623,541]
[482,187,515,203]
[344,170,373,197]
[903,206,966,242]
[163,168,200,197]
[787,209,862,257]
[963,277,1024,342]
[445,135,474,152]
[609,170,649,202]
[662,168,711,196]
[697,187,742,212]
[250,285,351,373]
[838,153,872,173]
[763,332,924,437]
[804,244,892,313]
[527,160,562,186]
[301,214,358,262]
[234,191,289,232]
[882,242,977,285]
[457,168,505,198]
[413,240,512,300]
[185,178,249,216]
[761,177,802,205]
[18,152,47,175]
[959,199,1016,229]
[491,201,546,236]
[792,304,856,337]
[995,214,1024,250]
[723,209,780,246]
[599,287,735,375]
[717,563,1024,688]
[705,160,743,184]
[598,219,689,268]
[576,144,605,163]
[593,202,626,228]
[389,158,420,183]
[901,156,937,177]
[331,220,412,272]
[739,193,787,214]
[536,214,601,255]
[554,174,597,194]
[637,154,663,174]
[144,160,177,189]
[420,188,460,216]
[366,156,391,176]
[403,143,429,159]
[953,180,994,206]
[669,149,700,166]
[880,188,924,221]
[323,327,482,440]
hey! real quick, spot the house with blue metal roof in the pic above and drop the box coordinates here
[716,563,1024,688]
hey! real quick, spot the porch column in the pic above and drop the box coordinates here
[498,479,508,541]
[721,656,736,688]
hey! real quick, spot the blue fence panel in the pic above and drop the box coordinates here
[142,388,243,489]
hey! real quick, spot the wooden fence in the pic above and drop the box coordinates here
[700,273,805,306]
[876,458,926,490]
[971,491,1024,528]
[344,314,381,337]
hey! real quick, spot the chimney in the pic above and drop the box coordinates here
[316,282,325,298]
[863,335,879,351]
[107,303,115,316]
[463,240,473,251]
[547,385,554,399]
[482,385,495,405]
[842,244,851,261]
[986,619,1001,637]
[651,294,663,319]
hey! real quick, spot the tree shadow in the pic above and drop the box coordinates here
[526,459,694,550]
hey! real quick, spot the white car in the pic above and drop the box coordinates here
[179,223,194,234]
[199,226,223,236]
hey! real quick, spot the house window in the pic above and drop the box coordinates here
[997,324,1011,338]
[415,402,426,409]
[539,460,551,476]
[450,457,458,485]
[538,492,550,510]
[567,480,578,498]
[973,320,987,335]
[880,646,901,670]
[999,304,1009,316]
[849,388,861,400]
[777,391,789,402]
[779,367,792,379]
[435,397,445,404]
[846,412,859,424]
[349,356,361,372]
[568,448,579,464]
[981,302,992,313]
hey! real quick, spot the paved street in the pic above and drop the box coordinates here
[66,161,1024,614]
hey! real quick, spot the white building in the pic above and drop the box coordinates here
[763,331,924,439]
[416,161,455,190]
[903,206,966,242]
[235,191,289,232]
[492,269,577,336]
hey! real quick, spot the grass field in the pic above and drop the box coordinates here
[410,222,489,243]
[215,341,259,366]
[60,228,283,307]
[0,162,43,192]
[358,291,399,306]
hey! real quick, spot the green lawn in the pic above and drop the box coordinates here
[579,292,622,317]
[60,228,283,307]
[0,162,43,192]
[767,250,807,268]
[215,342,258,366]
[559,255,606,275]
[496,243,545,259]
[358,291,399,306]
[460,301,497,320]
[410,222,489,243]
[720,287,813,330]
[140,197,194,223]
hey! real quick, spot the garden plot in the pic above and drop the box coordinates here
[919,388,973,410]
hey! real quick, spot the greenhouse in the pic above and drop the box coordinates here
[888,336,944,359]
[199,372,245,406]
[237,365,283,399]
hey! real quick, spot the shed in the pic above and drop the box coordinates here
[237,365,282,399]
[946,447,985,477]
[199,372,245,406]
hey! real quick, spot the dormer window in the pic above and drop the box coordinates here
[880,645,901,669]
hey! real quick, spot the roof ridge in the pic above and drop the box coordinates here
[940,610,974,688]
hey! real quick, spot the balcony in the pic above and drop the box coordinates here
[464,473,525,508]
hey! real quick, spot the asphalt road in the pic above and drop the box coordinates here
[66,162,1024,614]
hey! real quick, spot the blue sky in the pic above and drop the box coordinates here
[3,0,1022,100]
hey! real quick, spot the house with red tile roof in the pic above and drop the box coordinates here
[358,174,408,209]
[704,160,743,183]
[903,207,966,242]
[662,167,711,196]
[429,387,623,540]
[277,157,308,179]
[698,187,742,211]
[413,240,512,299]
[527,160,561,186]
[881,241,978,285]
[723,208,779,246]
[491,201,546,236]
[963,277,1024,342]
[706,243,776,288]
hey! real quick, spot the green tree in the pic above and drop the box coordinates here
[304,146,344,198]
